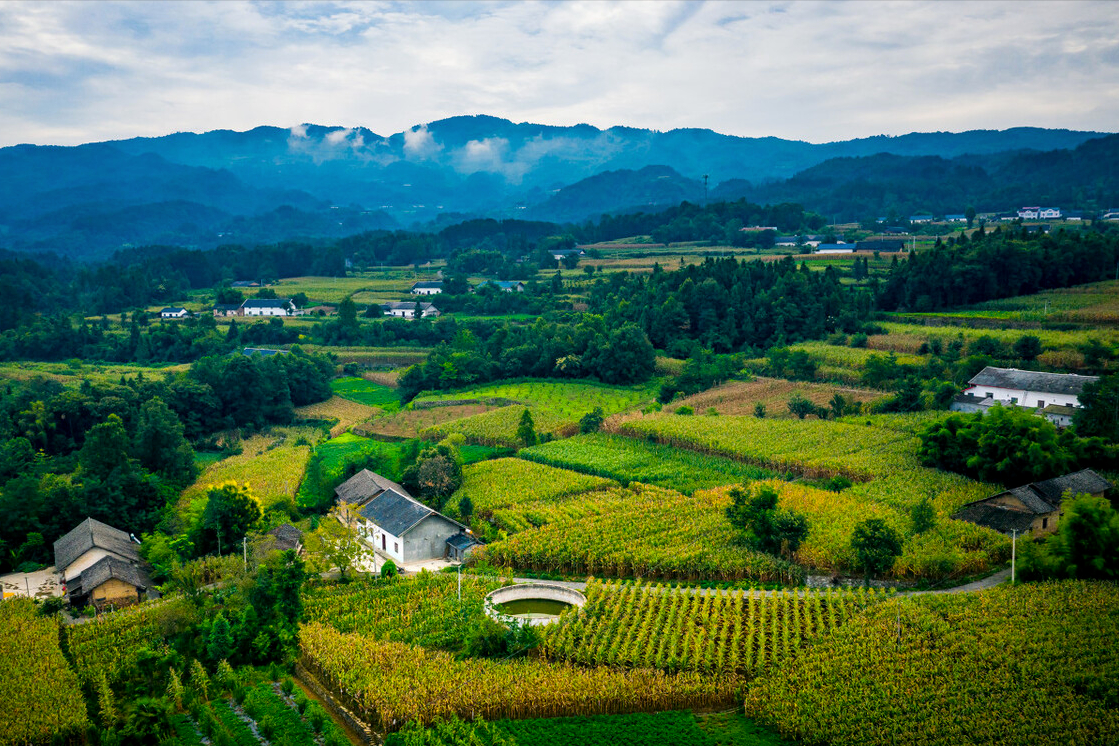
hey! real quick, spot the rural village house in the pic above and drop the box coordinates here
[411,281,443,295]
[952,367,1098,415]
[160,307,190,319]
[266,524,304,554]
[952,469,1113,537]
[334,469,477,565]
[381,301,440,319]
[241,298,295,317]
[212,303,242,317]
[53,518,152,608]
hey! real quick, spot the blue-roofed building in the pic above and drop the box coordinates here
[815,243,855,254]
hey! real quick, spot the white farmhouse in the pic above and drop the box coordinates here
[382,301,440,319]
[473,280,525,293]
[411,281,443,295]
[963,366,1098,410]
[241,298,294,317]
[160,307,189,319]
[1039,207,1062,219]
[1018,207,1041,219]
[334,470,476,564]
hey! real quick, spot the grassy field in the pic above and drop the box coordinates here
[672,377,886,418]
[301,345,432,368]
[895,279,1119,326]
[363,402,508,439]
[269,274,419,303]
[331,376,402,409]
[783,341,926,384]
[420,405,576,447]
[520,433,777,494]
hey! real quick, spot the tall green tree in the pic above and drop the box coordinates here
[134,396,197,485]
[1074,374,1119,442]
[1020,494,1119,581]
[726,484,809,560]
[851,518,902,584]
[516,409,537,448]
[79,414,131,479]
[201,482,262,555]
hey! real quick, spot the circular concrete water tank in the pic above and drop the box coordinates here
[484,583,586,627]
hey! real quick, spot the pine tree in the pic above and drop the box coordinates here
[207,612,234,664]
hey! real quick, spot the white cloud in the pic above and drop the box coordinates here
[0,0,1116,147]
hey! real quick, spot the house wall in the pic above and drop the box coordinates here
[90,578,141,608]
[244,307,289,317]
[412,287,442,295]
[64,548,123,583]
[965,385,1081,409]
[1031,512,1059,535]
[403,515,461,563]
[359,519,405,565]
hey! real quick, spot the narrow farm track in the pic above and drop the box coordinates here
[508,567,1012,597]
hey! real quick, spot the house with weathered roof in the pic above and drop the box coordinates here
[160,307,190,319]
[334,470,477,564]
[963,367,1098,410]
[212,303,242,317]
[267,524,304,554]
[411,281,443,295]
[952,469,1113,537]
[53,518,151,608]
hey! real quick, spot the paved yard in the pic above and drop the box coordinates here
[0,566,64,599]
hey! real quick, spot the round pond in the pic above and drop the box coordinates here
[484,583,586,627]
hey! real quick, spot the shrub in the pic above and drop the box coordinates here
[381,559,398,579]
[674,405,694,415]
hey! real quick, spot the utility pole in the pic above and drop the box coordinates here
[1011,529,1017,584]
[458,562,462,604]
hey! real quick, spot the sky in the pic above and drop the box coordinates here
[1,0,1117,148]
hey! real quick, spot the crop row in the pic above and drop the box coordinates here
[519,433,776,494]
[476,484,804,584]
[541,580,889,676]
[0,598,88,744]
[66,599,193,685]
[745,581,1119,746]
[421,405,572,447]
[300,623,741,732]
[444,458,615,527]
[303,573,503,650]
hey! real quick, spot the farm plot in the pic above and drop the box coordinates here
[360,402,505,439]
[178,426,323,528]
[784,341,926,384]
[300,624,740,732]
[304,572,504,650]
[745,581,1119,746]
[302,345,432,369]
[519,434,776,494]
[413,379,658,421]
[421,405,573,448]
[476,484,802,584]
[270,274,414,303]
[0,598,88,745]
[331,376,401,409]
[616,413,995,513]
[444,458,615,529]
[671,377,886,418]
[543,580,888,677]
[65,599,193,686]
[0,360,190,386]
[294,395,376,437]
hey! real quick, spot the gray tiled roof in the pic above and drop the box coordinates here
[73,555,150,596]
[357,489,437,537]
[951,503,1036,534]
[967,367,1098,396]
[1030,469,1112,505]
[1002,485,1058,514]
[334,469,409,505]
[54,518,139,572]
[382,301,437,311]
[268,524,304,552]
[412,281,443,289]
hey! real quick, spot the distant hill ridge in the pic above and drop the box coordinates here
[0,116,1111,257]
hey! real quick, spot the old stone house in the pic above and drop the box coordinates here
[53,518,152,608]
[952,469,1113,537]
